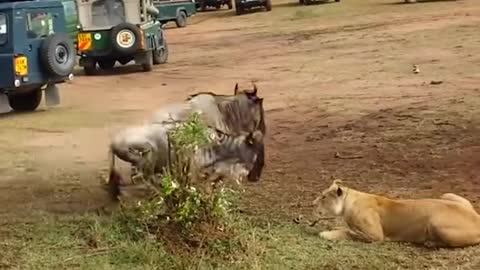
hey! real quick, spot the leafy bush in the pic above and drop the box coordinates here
[115,112,242,247]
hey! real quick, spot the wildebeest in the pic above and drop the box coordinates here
[106,83,266,200]
[148,82,266,182]
[107,126,264,201]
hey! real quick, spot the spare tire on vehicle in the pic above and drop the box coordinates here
[110,23,142,55]
[40,33,76,78]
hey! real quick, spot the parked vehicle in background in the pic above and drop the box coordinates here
[0,0,76,113]
[153,0,196,28]
[75,0,169,75]
[235,0,270,15]
[58,0,80,40]
[196,0,232,11]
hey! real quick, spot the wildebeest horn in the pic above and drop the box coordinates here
[234,83,239,95]
[252,82,258,95]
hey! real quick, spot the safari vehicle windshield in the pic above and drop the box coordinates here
[26,11,54,39]
[0,13,6,46]
[91,0,126,28]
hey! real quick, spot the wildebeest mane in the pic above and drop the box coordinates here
[216,96,262,135]
[186,91,222,100]
[186,91,244,101]
[186,88,257,103]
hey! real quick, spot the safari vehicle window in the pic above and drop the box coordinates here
[92,0,126,28]
[0,13,6,46]
[63,1,77,18]
[26,11,54,39]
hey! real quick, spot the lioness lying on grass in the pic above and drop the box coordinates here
[312,180,480,248]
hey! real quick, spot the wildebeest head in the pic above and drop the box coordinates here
[230,82,266,182]
[234,82,258,100]
[212,82,265,135]
[186,82,266,182]
[196,129,264,183]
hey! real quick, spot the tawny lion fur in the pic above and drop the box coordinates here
[312,180,480,248]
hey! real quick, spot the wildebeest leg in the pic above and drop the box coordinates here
[133,144,159,185]
[110,142,143,177]
[110,139,157,185]
[130,165,142,184]
[247,143,264,182]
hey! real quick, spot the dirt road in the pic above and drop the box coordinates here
[1,0,479,221]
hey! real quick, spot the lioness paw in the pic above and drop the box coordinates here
[319,231,338,241]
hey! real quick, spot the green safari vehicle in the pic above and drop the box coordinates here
[75,0,169,75]
[0,0,76,113]
[153,0,196,28]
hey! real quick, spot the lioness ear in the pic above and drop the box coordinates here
[337,187,343,197]
[234,83,239,95]
[333,179,343,186]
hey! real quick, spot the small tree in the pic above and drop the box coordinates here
[118,112,241,239]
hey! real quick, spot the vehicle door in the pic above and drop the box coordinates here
[0,11,15,89]
[155,0,172,21]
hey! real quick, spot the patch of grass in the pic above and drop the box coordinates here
[2,212,479,270]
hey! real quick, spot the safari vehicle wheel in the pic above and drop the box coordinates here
[153,40,169,65]
[8,88,42,112]
[111,23,142,55]
[235,3,243,15]
[83,61,97,75]
[265,0,272,11]
[199,0,207,11]
[142,51,154,72]
[299,0,304,4]
[175,11,187,28]
[227,0,233,9]
[98,59,116,70]
[40,33,76,78]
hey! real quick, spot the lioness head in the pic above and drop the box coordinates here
[312,180,346,218]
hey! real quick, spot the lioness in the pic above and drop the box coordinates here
[312,180,480,248]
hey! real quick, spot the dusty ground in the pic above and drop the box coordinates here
[1,0,480,245]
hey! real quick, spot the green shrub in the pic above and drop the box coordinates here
[114,112,242,246]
